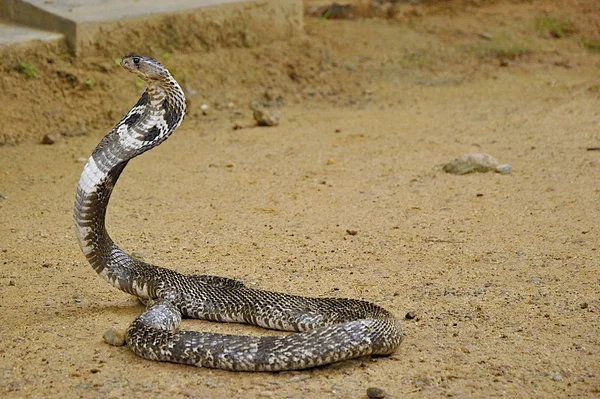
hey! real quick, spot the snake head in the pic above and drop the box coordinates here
[121,55,171,83]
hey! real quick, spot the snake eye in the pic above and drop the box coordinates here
[133,57,140,65]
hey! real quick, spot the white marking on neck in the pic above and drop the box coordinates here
[78,156,103,194]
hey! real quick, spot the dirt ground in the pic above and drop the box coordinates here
[1,0,599,397]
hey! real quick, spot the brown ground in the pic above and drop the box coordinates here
[1,0,599,397]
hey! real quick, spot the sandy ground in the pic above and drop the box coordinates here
[1,1,600,397]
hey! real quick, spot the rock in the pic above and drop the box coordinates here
[41,134,61,145]
[527,276,541,285]
[495,164,512,174]
[103,327,126,346]
[253,109,281,127]
[366,387,386,398]
[442,152,512,175]
[346,229,358,236]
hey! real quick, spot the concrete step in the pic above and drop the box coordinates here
[0,20,63,46]
[0,0,303,56]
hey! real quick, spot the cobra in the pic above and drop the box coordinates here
[73,55,403,371]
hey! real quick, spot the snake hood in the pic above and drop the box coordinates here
[107,55,187,158]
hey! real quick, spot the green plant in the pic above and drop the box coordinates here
[18,62,37,78]
[135,77,144,88]
[85,79,95,88]
[535,16,575,38]
[476,37,533,60]
[582,38,600,52]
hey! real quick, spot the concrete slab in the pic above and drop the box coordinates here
[1,0,303,56]
[14,0,250,23]
[0,21,63,45]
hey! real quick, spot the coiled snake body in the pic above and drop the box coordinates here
[74,55,402,371]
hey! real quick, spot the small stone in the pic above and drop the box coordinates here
[253,109,281,127]
[326,158,335,165]
[41,134,60,145]
[580,302,589,309]
[103,327,126,346]
[442,153,501,175]
[8,280,15,286]
[205,379,217,387]
[405,312,417,320]
[528,276,541,284]
[346,229,358,236]
[495,164,512,174]
[366,387,386,398]
[77,157,88,163]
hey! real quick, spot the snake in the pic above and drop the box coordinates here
[74,55,403,371]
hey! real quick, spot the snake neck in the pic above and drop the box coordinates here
[74,77,186,297]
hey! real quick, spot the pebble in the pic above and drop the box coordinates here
[41,134,61,145]
[253,109,281,127]
[103,327,126,346]
[405,312,417,320]
[442,153,511,175]
[346,229,358,236]
[495,164,512,174]
[205,379,217,387]
[528,276,541,284]
[543,371,563,381]
[366,387,386,398]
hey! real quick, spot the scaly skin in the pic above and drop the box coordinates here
[74,55,403,371]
